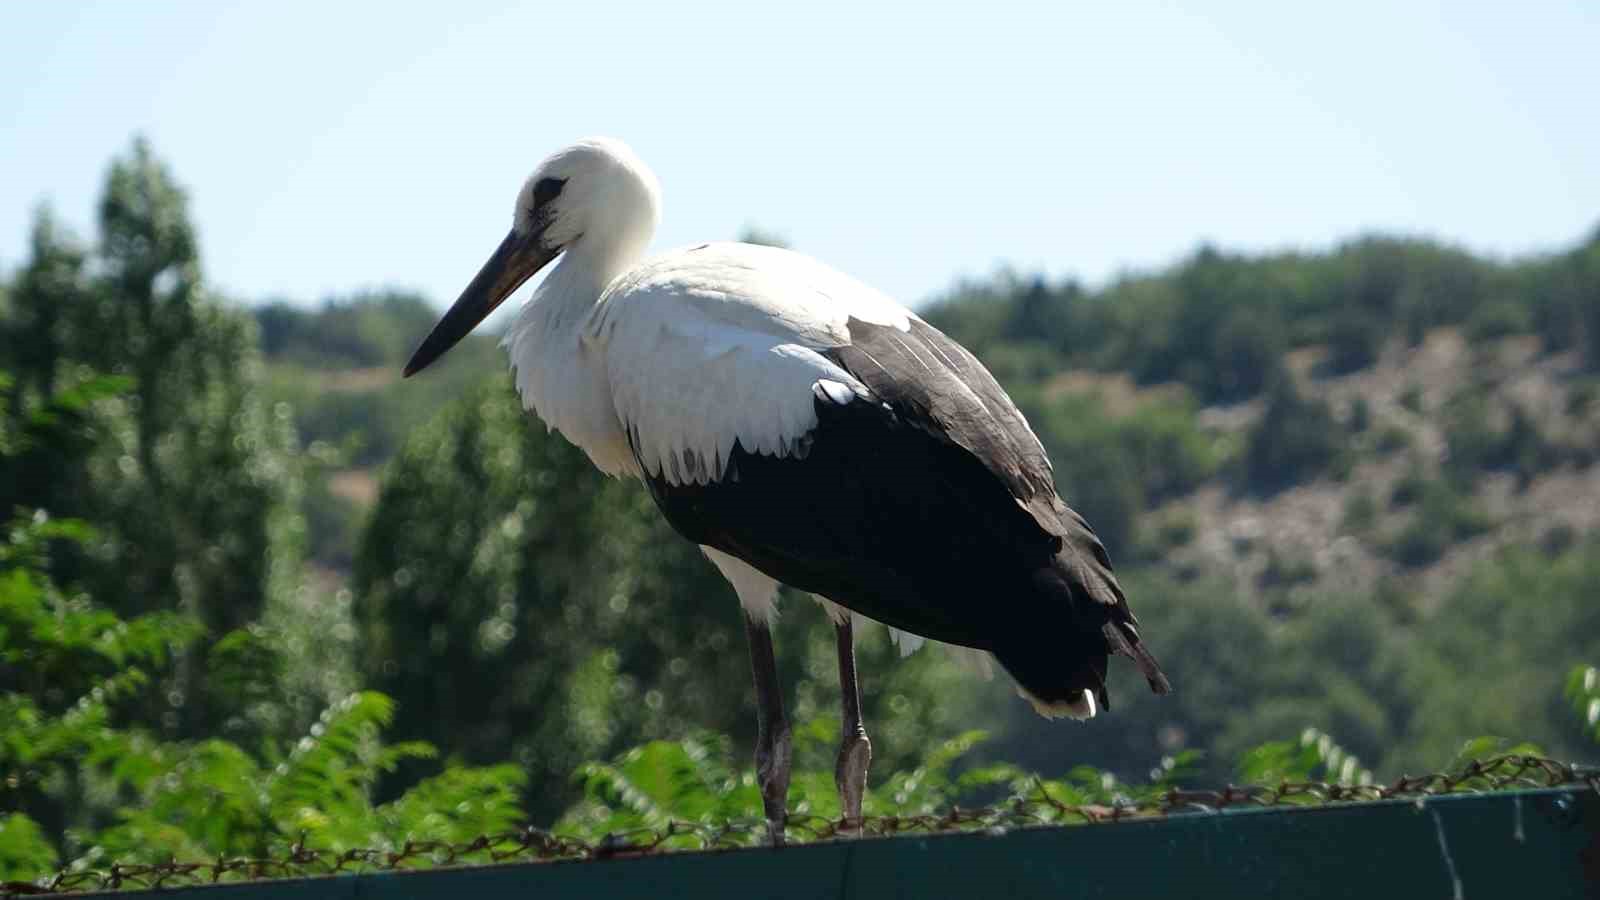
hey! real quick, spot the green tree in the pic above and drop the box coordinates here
[1574,230,1600,368]
[1,210,87,399]
[0,370,197,865]
[1238,376,1345,494]
[353,378,754,820]
[1,140,309,739]
[1402,541,1600,768]
[0,506,522,883]
[73,139,304,633]
[1324,311,1385,374]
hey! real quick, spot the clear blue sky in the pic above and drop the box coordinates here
[3,1,1597,312]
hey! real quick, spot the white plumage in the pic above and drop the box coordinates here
[594,243,911,485]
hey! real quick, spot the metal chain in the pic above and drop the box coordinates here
[5,754,1595,896]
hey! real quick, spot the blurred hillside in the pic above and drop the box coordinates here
[923,234,1600,612]
[4,141,1598,853]
[251,293,501,571]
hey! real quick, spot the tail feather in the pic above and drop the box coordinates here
[1103,620,1172,695]
[993,506,1173,719]
[994,637,1110,719]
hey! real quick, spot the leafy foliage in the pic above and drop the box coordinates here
[1236,728,1372,788]
[0,512,200,874]
[0,373,133,514]
[1564,665,1600,745]
[553,721,1571,847]
[556,727,1200,844]
[1401,545,1600,766]
[0,510,523,883]
[84,691,523,866]
[0,814,56,884]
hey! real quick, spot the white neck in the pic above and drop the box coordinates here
[501,234,646,479]
[532,224,653,323]
[529,250,608,333]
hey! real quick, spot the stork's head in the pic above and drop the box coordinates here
[404,137,660,377]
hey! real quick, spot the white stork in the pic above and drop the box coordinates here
[403,138,1170,840]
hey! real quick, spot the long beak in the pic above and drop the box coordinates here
[403,229,559,377]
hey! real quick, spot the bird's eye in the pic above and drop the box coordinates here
[533,177,566,208]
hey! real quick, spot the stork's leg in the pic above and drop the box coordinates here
[744,615,791,845]
[834,617,872,831]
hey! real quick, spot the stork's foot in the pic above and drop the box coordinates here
[756,721,792,846]
[835,728,872,831]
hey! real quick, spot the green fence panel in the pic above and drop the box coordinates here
[67,787,1597,899]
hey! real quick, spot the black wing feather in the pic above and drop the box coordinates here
[642,316,1170,706]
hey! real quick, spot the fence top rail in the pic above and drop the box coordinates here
[7,754,1598,898]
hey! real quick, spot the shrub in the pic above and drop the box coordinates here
[1441,390,1558,485]
[1154,512,1199,549]
[1568,380,1598,416]
[1464,300,1532,342]
[1034,392,1226,557]
[1381,479,1495,567]
[1341,489,1379,535]
[1208,314,1286,402]
[1259,548,1318,589]
[1374,425,1413,454]
[1238,378,1345,494]
[0,513,523,881]
[1389,466,1429,507]
[1347,396,1372,432]
[1388,464,1427,509]
[1325,313,1385,374]
[1406,540,1600,766]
